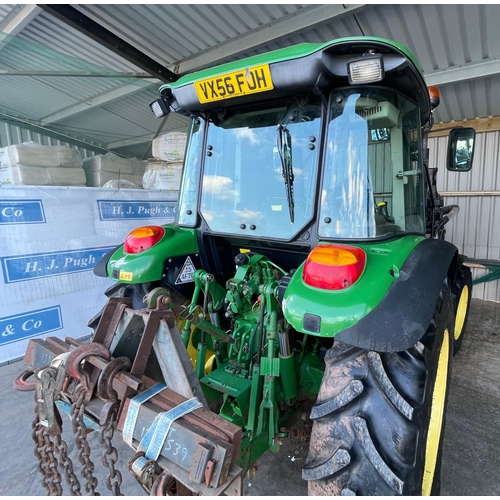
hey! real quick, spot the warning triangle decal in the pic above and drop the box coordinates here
[175,256,196,284]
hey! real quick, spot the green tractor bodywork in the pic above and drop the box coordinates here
[90,36,473,493]
[106,224,198,284]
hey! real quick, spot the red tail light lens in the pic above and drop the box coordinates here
[124,226,165,254]
[303,244,366,290]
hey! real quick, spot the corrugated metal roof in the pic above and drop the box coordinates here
[69,3,500,125]
[1,4,500,154]
[75,4,308,66]
[0,4,16,24]
[52,86,189,149]
[18,11,144,73]
[0,7,154,148]
[54,106,154,145]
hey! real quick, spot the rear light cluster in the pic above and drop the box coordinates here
[124,226,165,254]
[303,244,366,290]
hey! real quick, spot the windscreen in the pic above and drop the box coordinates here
[199,97,321,239]
[319,88,425,239]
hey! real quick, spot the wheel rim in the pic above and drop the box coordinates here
[454,285,469,340]
[422,328,450,496]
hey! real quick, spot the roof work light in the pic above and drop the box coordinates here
[149,98,170,119]
[348,54,384,84]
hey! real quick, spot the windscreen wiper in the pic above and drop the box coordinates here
[277,124,294,223]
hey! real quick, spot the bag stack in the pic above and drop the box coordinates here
[144,131,187,190]
[0,143,86,186]
[82,154,147,188]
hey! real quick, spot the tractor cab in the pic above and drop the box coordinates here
[156,37,431,254]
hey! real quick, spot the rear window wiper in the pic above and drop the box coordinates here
[277,123,294,223]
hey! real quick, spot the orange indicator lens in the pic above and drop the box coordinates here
[124,226,165,254]
[303,244,366,290]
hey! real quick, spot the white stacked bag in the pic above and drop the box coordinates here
[145,131,186,190]
[0,142,86,186]
[152,131,187,162]
[82,154,147,188]
[142,160,183,190]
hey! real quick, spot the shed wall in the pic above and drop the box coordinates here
[431,132,500,301]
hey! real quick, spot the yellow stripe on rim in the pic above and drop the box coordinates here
[422,328,450,495]
[454,285,469,340]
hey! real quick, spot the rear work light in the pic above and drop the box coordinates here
[303,244,366,290]
[348,54,384,84]
[124,226,165,254]
[149,97,170,119]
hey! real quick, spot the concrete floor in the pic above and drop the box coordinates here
[1,298,499,496]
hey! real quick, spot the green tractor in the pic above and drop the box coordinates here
[21,36,476,496]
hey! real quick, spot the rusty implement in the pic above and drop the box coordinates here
[20,297,244,496]
[119,394,242,494]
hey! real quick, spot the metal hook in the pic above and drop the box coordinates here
[13,369,36,392]
[97,356,132,403]
[65,342,111,395]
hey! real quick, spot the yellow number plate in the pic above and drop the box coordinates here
[119,271,133,282]
[195,64,273,104]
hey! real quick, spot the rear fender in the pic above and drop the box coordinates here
[334,238,458,351]
[95,224,198,285]
[93,245,120,277]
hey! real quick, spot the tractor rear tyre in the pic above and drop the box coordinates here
[303,306,453,495]
[452,265,472,355]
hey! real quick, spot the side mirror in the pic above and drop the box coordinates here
[446,127,475,172]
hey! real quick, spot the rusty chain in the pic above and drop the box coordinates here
[70,386,100,496]
[96,355,131,496]
[32,371,84,496]
[31,392,63,495]
[42,430,64,496]
[29,346,130,497]
[99,406,123,496]
[53,432,82,496]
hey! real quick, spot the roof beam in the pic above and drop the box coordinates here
[174,4,366,75]
[38,4,178,83]
[429,116,500,138]
[40,83,155,125]
[0,4,41,37]
[425,58,500,86]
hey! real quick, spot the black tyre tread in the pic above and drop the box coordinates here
[305,281,454,496]
[352,416,404,494]
[310,380,364,420]
[305,344,423,496]
[366,352,414,421]
[302,448,351,481]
